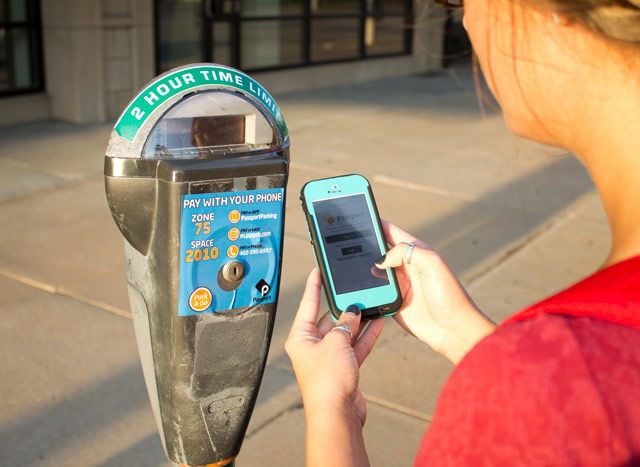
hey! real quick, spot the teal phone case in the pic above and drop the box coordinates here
[300,174,402,320]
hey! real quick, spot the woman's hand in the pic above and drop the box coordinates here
[376,221,496,364]
[285,269,384,466]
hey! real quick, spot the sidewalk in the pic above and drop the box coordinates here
[0,62,609,466]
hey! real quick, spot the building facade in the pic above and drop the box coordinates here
[0,0,447,127]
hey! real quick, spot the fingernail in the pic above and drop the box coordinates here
[346,305,361,316]
[374,254,386,265]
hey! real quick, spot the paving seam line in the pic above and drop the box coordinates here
[0,267,131,319]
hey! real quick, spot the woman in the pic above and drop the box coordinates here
[286,0,640,465]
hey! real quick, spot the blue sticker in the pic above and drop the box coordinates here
[178,188,284,316]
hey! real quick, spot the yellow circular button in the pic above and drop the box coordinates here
[228,227,240,241]
[189,287,212,312]
[227,244,239,258]
[228,210,241,224]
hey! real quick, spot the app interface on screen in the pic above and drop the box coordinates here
[313,193,389,294]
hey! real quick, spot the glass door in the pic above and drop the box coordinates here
[156,0,413,74]
[203,0,241,68]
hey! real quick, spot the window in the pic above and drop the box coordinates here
[155,0,412,73]
[0,0,43,96]
[310,17,360,62]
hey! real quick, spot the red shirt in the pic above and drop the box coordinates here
[415,256,640,466]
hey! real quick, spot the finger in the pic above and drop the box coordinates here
[290,269,322,332]
[327,305,362,343]
[377,238,436,270]
[376,242,414,269]
[381,220,432,248]
[381,220,418,247]
[353,318,384,367]
[317,311,336,336]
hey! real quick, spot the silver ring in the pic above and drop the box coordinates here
[405,241,416,265]
[332,323,353,338]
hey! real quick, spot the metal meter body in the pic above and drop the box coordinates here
[104,64,289,466]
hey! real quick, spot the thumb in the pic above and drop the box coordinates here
[329,305,362,343]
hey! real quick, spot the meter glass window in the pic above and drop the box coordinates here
[142,90,277,159]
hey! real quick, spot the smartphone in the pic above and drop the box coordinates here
[300,174,402,321]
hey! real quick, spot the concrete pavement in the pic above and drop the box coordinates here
[0,61,610,466]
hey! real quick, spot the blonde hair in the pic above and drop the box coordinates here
[541,0,640,43]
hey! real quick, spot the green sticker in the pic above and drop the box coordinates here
[115,64,288,142]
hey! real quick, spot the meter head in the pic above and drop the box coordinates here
[142,90,280,160]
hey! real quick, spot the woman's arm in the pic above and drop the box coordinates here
[285,269,385,467]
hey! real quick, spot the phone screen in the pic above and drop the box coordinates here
[312,193,389,294]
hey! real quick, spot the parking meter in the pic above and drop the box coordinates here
[104,64,289,466]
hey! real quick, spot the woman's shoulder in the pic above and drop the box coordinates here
[453,313,640,405]
[416,315,640,466]
[483,311,640,362]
